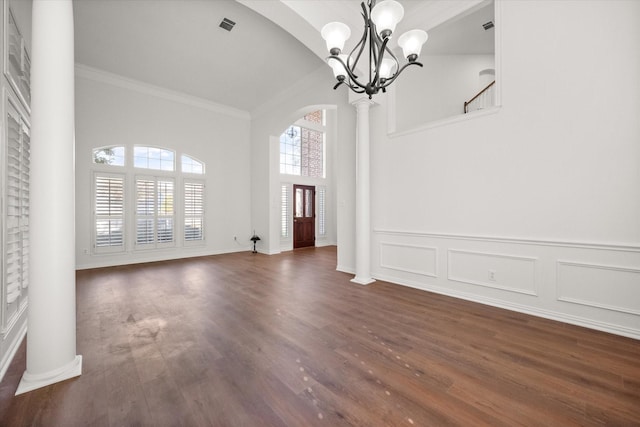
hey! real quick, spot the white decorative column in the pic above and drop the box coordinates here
[16,0,81,395]
[350,98,376,285]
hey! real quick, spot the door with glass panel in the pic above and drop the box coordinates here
[293,184,315,249]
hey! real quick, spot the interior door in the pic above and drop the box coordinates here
[293,185,315,249]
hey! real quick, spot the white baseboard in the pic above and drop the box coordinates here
[16,355,82,395]
[0,320,27,385]
[76,246,251,270]
[374,272,640,340]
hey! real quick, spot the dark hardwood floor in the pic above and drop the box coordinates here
[0,246,639,426]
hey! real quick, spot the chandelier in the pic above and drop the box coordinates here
[321,0,428,98]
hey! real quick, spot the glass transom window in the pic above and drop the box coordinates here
[134,146,175,171]
[280,125,324,178]
[181,155,204,174]
[93,146,125,166]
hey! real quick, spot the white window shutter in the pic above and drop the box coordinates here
[4,107,30,308]
[95,174,125,252]
[136,178,155,245]
[184,181,204,242]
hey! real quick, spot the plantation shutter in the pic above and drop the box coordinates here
[157,180,174,244]
[184,181,204,242]
[136,177,175,248]
[4,106,29,314]
[281,184,290,238]
[5,112,22,303]
[20,125,30,290]
[318,186,326,237]
[136,178,155,246]
[94,174,125,252]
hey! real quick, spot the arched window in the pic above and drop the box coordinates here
[92,146,205,253]
[133,146,175,171]
[93,146,125,166]
[181,154,204,174]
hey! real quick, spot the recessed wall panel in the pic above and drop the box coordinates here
[448,250,537,295]
[557,261,640,315]
[380,243,437,277]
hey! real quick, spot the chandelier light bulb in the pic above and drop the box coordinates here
[321,22,351,55]
[378,58,397,79]
[327,54,351,80]
[370,0,404,39]
[398,29,428,61]
[320,0,425,98]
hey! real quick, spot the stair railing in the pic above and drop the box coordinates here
[464,80,496,113]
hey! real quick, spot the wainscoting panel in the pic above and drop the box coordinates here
[379,242,437,277]
[557,261,640,315]
[448,249,538,295]
[372,229,640,339]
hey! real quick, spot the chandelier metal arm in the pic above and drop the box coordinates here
[379,61,423,89]
[327,55,369,91]
[370,35,391,90]
[346,4,371,77]
[333,79,366,94]
[322,0,427,98]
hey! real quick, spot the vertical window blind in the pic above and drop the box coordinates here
[95,174,125,251]
[136,177,175,247]
[281,184,290,238]
[318,186,326,237]
[92,147,205,253]
[4,108,30,307]
[184,181,204,241]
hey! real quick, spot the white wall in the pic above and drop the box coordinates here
[396,54,494,130]
[369,0,640,338]
[75,66,252,269]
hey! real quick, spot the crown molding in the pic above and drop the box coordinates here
[74,64,251,120]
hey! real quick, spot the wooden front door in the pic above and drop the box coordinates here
[293,185,315,249]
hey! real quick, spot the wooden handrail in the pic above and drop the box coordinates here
[464,80,496,113]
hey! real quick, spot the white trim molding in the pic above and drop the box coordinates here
[448,249,538,296]
[75,64,251,120]
[372,229,640,340]
[557,260,640,316]
[374,229,640,253]
[16,355,82,395]
[372,272,640,340]
[379,242,438,278]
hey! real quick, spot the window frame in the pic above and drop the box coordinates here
[280,183,291,239]
[134,175,176,250]
[93,172,126,254]
[133,145,176,172]
[279,111,326,179]
[181,154,205,175]
[183,178,206,245]
[92,145,125,167]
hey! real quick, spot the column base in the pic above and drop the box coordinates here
[16,355,82,395]
[351,277,376,286]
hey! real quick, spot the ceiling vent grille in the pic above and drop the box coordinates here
[482,21,494,30]
[220,18,236,32]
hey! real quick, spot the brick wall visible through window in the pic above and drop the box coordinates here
[280,125,324,178]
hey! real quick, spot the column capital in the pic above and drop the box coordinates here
[349,91,378,108]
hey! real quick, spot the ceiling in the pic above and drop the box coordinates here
[74,0,494,113]
[73,0,324,112]
[423,2,494,55]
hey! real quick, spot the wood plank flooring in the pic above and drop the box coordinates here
[0,246,639,426]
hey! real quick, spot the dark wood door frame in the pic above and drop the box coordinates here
[293,184,315,249]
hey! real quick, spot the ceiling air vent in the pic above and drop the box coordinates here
[219,18,236,32]
[482,21,494,30]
